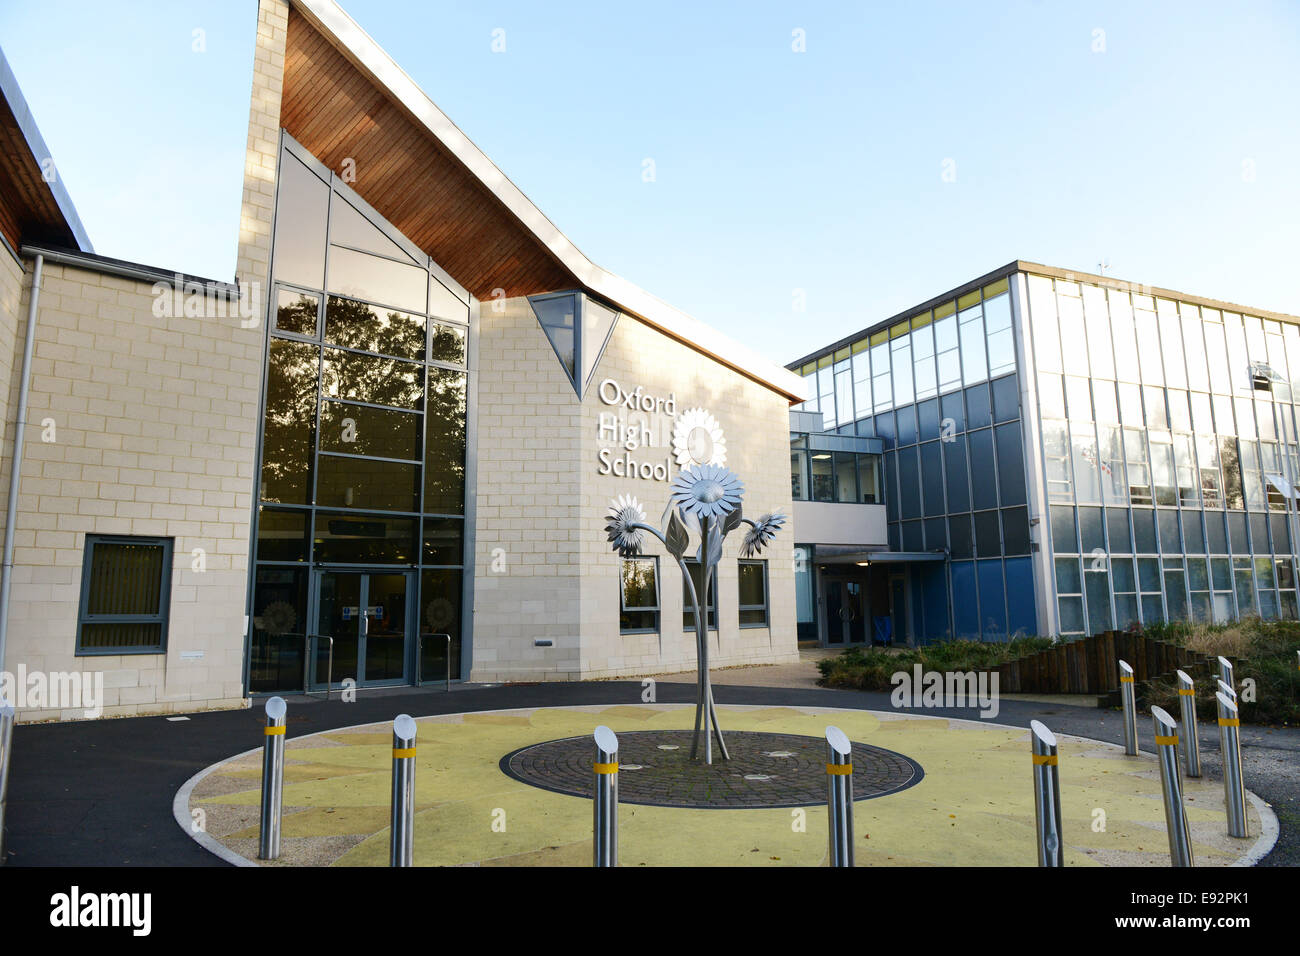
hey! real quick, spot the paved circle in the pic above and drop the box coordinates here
[501,729,923,809]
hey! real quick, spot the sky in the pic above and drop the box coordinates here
[1,1,1297,367]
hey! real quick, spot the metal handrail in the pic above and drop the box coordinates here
[303,634,334,701]
[416,633,453,692]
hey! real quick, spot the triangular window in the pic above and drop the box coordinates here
[529,291,619,398]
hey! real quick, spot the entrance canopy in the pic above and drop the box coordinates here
[815,549,947,566]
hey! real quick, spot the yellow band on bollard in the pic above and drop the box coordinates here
[1031,754,1057,766]
[1218,718,1240,727]
[593,762,618,774]
[1155,734,1178,746]
[1177,688,1195,696]
[264,725,285,735]
[392,747,416,758]
[1119,676,1134,683]
[826,764,853,775]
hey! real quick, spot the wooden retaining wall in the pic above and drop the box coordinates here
[996,631,1217,696]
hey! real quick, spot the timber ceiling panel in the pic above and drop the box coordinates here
[281,7,576,299]
[0,95,78,251]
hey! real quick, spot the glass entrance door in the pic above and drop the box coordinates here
[312,570,411,688]
[821,577,867,645]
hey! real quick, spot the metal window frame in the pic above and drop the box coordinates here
[619,556,660,635]
[737,559,769,629]
[76,534,173,656]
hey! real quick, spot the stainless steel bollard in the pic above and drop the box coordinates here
[1176,670,1201,778]
[0,696,13,864]
[1118,660,1138,755]
[1215,692,1249,839]
[1218,656,1234,697]
[390,714,417,867]
[1151,706,1194,867]
[258,696,287,860]
[826,726,854,867]
[593,725,619,867]
[1030,720,1064,867]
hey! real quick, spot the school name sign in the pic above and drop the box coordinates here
[595,378,728,482]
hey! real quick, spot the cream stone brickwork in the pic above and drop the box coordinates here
[3,262,263,721]
[0,249,24,461]
[236,0,288,298]
[470,296,798,682]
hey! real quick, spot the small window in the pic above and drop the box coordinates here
[682,560,718,631]
[738,560,769,628]
[620,557,659,634]
[77,536,173,655]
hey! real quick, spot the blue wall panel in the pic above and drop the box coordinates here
[977,558,1008,641]
[951,560,979,639]
[1005,556,1038,637]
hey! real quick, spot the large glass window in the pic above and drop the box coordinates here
[254,140,472,691]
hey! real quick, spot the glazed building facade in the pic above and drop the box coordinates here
[0,0,804,721]
[789,263,1300,644]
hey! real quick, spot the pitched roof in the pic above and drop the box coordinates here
[288,0,807,402]
[0,45,92,254]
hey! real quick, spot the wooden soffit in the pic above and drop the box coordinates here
[281,6,575,299]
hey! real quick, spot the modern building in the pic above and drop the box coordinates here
[0,0,805,722]
[789,263,1300,646]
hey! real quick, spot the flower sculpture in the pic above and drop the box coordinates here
[603,465,787,764]
[669,464,743,522]
[604,494,647,557]
[740,512,786,558]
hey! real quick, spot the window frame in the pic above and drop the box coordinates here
[619,556,660,635]
[737,559,770,628]
[76,534,174,656]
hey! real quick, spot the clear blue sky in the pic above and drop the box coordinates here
[1,1,1296,365]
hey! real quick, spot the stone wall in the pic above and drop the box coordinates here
[470,294,798,681]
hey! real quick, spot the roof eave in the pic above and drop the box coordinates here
[291,0,807,403]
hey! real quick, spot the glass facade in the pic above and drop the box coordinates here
[792,279,1033,642]
[249,139,471,692]
[790,267,1300,642]
[1027,273,1299,634]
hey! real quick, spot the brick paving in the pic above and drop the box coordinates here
[501,729,922,809]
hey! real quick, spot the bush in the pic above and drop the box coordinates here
[1140,618,1300,726]
[817,637,1054,692]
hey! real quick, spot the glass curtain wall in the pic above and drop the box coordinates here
[248,139,471,692]
[1028,273,1299,636]
[792,278,1034,642]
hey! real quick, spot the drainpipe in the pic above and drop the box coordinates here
[0,253,42,676]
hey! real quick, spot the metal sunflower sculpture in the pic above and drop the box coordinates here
[603,464,788,764]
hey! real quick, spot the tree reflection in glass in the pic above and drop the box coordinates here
[326,295,425,360]
[425,368,466,515]
[261,338,318,503]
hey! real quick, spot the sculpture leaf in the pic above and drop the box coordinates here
[706,519,724,567]
[664,508,690,560]
[721,503,744,538]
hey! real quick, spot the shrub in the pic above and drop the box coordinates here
[1140,618,1300,726]
[817,637,1053,692]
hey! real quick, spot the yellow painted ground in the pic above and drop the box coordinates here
[188,704,1266,867]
